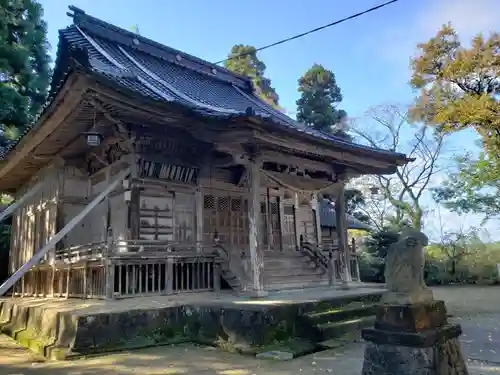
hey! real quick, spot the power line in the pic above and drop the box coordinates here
[214,0,400,65]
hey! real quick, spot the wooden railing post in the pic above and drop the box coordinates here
[65,266,71,299]
[328,250,334,286]
[213,262,221,292]
[105,232,115,299]
[83,262,88,299]
[166,258,174,294]
[50,265,56,297]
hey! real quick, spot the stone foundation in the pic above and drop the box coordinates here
[361,300,469,375]
[0,290,383,360]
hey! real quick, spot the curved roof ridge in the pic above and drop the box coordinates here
[67,5,253,90]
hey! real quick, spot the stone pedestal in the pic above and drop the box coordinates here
[361,300,469,375]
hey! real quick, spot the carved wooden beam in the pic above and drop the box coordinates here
[253,131,395,170]
[89,98,135,152]
[260,149,333,174]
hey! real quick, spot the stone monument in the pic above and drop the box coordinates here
[361,228,469,375]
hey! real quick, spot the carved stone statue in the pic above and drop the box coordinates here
[383,228,434,304]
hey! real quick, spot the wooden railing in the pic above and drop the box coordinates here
[300,238,361,283]
[112,254,220,298]
[54,241,107,262]
[12,240,222,299]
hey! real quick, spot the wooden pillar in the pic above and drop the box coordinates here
[313,193,322,249]
[335,183,350,288]
[195,187,203,252]
[266,188,274,250]
[278,195,285,251]
[103,167,111,240]
[247,159,267,297]
[128,154,140,240]
[293,192,301,250]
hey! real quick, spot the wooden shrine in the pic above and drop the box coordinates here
[0,6,410,299]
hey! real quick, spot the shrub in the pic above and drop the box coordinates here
[358,252,385,283]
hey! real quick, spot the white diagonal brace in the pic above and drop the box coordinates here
[0,179,45,224]
[0,167,131,297]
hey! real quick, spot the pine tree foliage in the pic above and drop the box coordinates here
[224,45,280,108]
[296,64,347,135]
[0,0,51,148]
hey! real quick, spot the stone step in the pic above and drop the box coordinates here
[264,271,325,281]
[264,279,330,291]
[316,316,376,341]
[263,263,323,276]
[303,304,380,325]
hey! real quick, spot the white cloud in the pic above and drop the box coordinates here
[382,0,500,81]
[418,0,500,39]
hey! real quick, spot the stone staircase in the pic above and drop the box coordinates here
[300,295,381,346]
[263,251,328,291]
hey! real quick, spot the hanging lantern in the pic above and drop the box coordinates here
[84,131,103,147]
[84,111,103,147]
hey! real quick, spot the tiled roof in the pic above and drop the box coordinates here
[319,200,371,230]
[0,6,410,162]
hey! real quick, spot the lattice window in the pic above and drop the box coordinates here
[203,193,248,248]
[173,192,195,243]
[282,204,296,249]
[269,201,281,245]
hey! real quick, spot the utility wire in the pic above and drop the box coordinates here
[214,0,400,65]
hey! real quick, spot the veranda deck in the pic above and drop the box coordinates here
[0,283,385,360]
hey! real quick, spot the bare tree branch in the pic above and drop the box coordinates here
[350,104,447,230]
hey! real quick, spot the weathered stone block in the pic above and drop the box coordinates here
[375,301,448,333]
[362,300,469,375]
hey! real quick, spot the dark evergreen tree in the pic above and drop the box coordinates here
[296,64,347,134]
[344,188,369,223]
[224,45,280,108]
[0,0,51,148]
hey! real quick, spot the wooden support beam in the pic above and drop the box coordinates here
[247,158,267,297]
[0,179,45,224]
[335,183,350,288]
[0,167,131,297]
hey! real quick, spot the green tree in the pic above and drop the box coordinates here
[344,188,369,223]
[409,24,499,218]
[409,24,499,154]
[296,64,347,135]
[0,0,51,147]
[433,153,500,220]
[224,45,279,108]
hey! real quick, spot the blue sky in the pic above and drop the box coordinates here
[38,0,500,239]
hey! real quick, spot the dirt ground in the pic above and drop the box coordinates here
[0,285,499,375]
[432,285,500,317]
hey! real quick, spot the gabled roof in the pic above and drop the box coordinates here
[319,200,371,231]
[0,6,410,165]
